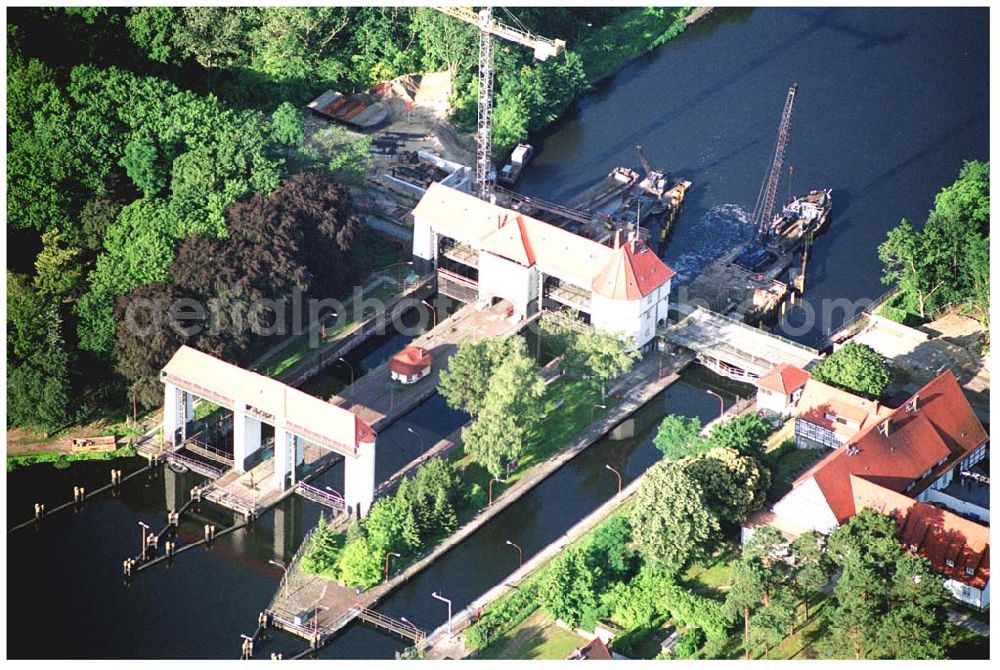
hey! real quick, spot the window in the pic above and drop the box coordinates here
[965,566,975,576]
[945,558,955,568]
[909,543,918,552]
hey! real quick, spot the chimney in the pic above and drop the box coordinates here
[879,418,892,437]
[613,229,623,249]
[906,394,919,412]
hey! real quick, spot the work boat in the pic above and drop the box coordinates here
[766,189,832,246]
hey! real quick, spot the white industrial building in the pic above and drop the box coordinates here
[412,182,676,348]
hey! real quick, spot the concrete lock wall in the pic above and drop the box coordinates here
[344,438,377,517]
[232,408,263,473]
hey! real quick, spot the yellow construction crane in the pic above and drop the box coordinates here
[434,6,565,200]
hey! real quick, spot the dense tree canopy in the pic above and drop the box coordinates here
[653,414,705,459]
[811,341,892,400]
[629,460,721,575]
[879,160,989,331]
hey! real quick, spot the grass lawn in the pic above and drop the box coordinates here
[451,377,609,517]
[681,546,737,599]
[766,445,828,501]
[475,609,588,660]
[257,278,403,377]
[577,7,693,81]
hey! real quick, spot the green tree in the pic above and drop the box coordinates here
[411,8,477,80]
[726,556,769,659]
[790,531,831,619]
[653,414,705,459]
[705,412,771,457]
[337,535,382,587]
[629,460,720,574]
[7,273,72,431]
[460,343,545,478]
[33,229,83,302]
[748,592,796,659]
[271,102,305,147]
[120,137,167,196]
[539,547,601,628]
[878,160,989,325]
[810,341,891,399]
[684,447,770,524]
[126,6,182,64]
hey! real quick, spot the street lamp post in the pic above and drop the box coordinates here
[505,539,523,569]
[384,552,401,581]
[432,591,453,636]
[422,299,438,330]
[269,559,289,597]
[706,389,725,419]
[605,464,623,494]
[138,521,150,561]
[400,616,419,636]
[488,477,502,506]
[337,357,355,393]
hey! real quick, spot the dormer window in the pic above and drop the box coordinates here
[909,544,918,552]
[945,558,955,568]
[965,566,975,576]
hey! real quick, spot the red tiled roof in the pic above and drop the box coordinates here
[757,363,810,395]
[851,476,990,589]
[790,370,988,524]
[356,416,376,444]
[591,237,676,300]
[569,638,613,661]
[390,346,432,377]
[795,379,889,442]
[414,183,675,299]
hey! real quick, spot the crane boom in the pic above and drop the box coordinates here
[750,83,798,240]
[434,6,565,200]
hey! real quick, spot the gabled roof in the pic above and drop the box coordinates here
[591,237,676,300]
[787,370,987,525]
[162,345,372,455]
[480,214,536,266]
[795,378,889,441]
[758,363,810,396]
[851,476,989,589]
[569,638,613,661]
[414,183,676,299]
[390,346,432,376]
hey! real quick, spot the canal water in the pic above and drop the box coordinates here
[6,7,987,659]
[6,366,744,659]
[519,7,989,346]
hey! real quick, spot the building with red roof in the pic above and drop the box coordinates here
[793,377,890,449]
[412,183,675,348]
[746,370,989,607]
[756,363,810,416]
[389,346,432,384]
[851,475,990,609]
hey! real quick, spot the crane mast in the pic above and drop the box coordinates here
[434,6,565,201]
[476,7,495,201]
[750,83,798,240]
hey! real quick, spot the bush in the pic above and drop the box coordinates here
[673,627,707,659]
[465,579,542,650]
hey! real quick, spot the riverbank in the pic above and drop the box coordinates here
[576,6,705,83]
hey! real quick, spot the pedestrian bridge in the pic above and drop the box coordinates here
[660,305,821,382]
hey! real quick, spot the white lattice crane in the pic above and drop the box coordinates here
[750,83,798,240]
[434,6,565,200]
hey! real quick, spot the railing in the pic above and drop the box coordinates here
[183,439,234,467]
[296,482,345,513]
[352,606,426,642]
[165,452,225,479]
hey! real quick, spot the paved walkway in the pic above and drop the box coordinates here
[330,301,526,429]
[947,609,989,637]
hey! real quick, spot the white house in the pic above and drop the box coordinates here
[411,182,675,349]
[755,363,810,417]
